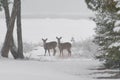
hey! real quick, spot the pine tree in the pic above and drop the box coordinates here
[85,0,120,68]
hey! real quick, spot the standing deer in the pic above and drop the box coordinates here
[56,37,72,56]
[42,38,57,56]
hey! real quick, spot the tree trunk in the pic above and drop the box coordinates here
[1,0,19,58]
[17,0,24,59]
[2,0,19,59]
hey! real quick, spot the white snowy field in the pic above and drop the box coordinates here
[0,58,101,80]
[0,18,119,80]
[0,54,119,80]
[0,18,96,43]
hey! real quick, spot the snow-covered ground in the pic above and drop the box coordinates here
[0,18,119,80]
[0,57,100,80]
[1,52,119,80]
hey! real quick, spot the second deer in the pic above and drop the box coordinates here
[42,38,57,56]
[56,37,72,56]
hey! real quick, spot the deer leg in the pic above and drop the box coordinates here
[59,49,62,56]
[62,50,63,56]
[53,48,56,56]
[68,49,71,56]
[44,49,47,56]
[48,49,50,56]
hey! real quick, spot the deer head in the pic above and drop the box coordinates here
[56,37,62,43]
[42,38,48,44]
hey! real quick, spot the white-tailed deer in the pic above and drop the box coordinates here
[42,38,57,56]
[56,37,72,56]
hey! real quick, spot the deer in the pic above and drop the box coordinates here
[56,37,72,56]
[42,38,57,56]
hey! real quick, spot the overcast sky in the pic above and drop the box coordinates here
[21,0,94,18]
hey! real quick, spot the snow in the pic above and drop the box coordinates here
[0,58,97,80]
[0,18,119,80]
[7,46,119,80]
[114,20,120,32]
[109,42,120,48]
[0,18,96,43]
[115,21,120,27]
[0,55,118,80]
[114,27,120,33]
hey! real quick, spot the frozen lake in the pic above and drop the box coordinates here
[0,18,96,43]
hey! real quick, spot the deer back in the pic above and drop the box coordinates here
[59,42,72,49]
[45,41,57,49]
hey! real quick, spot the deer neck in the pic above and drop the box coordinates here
[43,43,46,48]
[58,41,62,47]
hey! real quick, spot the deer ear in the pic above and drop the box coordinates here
[56,37,58,39]
[42,38,44,41]
[60,37,62,39]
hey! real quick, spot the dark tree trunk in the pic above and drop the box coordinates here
[2,0,19,59]
[1,0,19,58]
[17,0,24,59]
